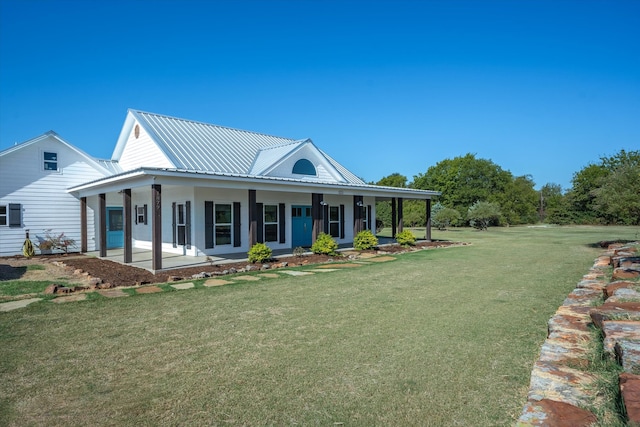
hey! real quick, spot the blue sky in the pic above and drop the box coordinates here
[1,0,638,190]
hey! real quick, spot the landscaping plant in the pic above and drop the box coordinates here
[395,229,416,246]
[353,230,378,250]
[247,242,272,263]
[311,232,339,255]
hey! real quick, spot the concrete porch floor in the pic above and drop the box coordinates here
[85,237,399,273]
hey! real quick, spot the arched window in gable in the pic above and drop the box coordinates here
[292,159,316,176]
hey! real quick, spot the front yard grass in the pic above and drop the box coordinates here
[1,225,639,426]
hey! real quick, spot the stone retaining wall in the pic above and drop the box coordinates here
[517,241,640,426]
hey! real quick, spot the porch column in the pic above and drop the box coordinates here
[151,184,162,271]
[311,193,324,242]
[99,193,107,257]
[123,189,132,263]
[248,189,257,247]
[80,197,87,253]
[426,199,432,241]
[391,198,397,237]
[397,197,404,234]
[353,195,363,235]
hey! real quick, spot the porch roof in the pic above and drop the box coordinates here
[67,167,441,200]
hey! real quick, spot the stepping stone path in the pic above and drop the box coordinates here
[0,297,42,312]
[517,241,640,426]
[0,256,393,313]
[170,282,195,290]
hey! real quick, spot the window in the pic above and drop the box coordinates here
[362,205,370,230]
[215,204,232,245]
[292,159,316,176]
[43,152,58,171]
[264,205,278,242]
[0,204,21,227]
[135,205,147,224]
[329,206,340,238]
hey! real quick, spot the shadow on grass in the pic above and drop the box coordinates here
[589,240,638,249]
[0,264,27,281]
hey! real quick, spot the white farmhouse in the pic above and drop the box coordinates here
[1,110,439,269]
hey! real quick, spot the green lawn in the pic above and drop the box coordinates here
[1,226,638,426]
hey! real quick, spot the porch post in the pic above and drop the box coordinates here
[80,197,87,253]
[426,198,432,241]
[123,189,132,263]
[151,184,162,271]
[397,197,404,233]
[311,193,324,242]
[353,195,363,235]
[248,189,257,247]
[391,198,397,237]
[99,193,107,257]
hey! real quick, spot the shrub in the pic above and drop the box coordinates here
[354,230,378,250]
[395,230,416,247]
[293,246,306,257]
[247,243,272,263]
[36,229,76,254]
[311,232,339,256]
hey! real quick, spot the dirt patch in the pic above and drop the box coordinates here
[0,241,461,289]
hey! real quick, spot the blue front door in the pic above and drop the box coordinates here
[106,207,124,249]
[292,205,312,248]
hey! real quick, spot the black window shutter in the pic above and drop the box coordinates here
[172,202,177,248]
[144,204,148,225]
[279,203,286,244]
[233,202,241,247]
[134,205,138,225]
[205,201,214,249]
[367,205,372,230]
[185,201,191,249]
[257,203,264,243]
[340,204,345,239]
[323,205,329,235]
[8,204,21,227]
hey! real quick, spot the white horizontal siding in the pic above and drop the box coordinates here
[0,135,106,256]
[119,121,174,171]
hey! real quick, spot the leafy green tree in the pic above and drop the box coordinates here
[567,149,640,224]
[592,162,640,225]
[496,175,538,225]
[376,173,408,188]
[412,153,512,214]
[467,201,502,230]
[539,183,565,223]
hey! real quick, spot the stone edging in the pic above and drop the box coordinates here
[516,241,640,426]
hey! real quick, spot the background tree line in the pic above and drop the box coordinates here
[373,149,639,230]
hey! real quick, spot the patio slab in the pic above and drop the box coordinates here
[136,286,163,294]
[232,275,261,281]
[257,273,280,279]
[280,270,315,276]
[98,289,129,298]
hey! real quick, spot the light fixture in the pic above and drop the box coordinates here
[320,201,328,206]
[356,201,364,207]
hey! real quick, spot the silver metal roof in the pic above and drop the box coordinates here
[131,110,366,185]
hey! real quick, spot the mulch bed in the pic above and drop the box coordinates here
[1,241,460,288]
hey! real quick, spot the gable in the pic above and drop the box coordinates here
[117,118,174,171]
[260,141,348,183]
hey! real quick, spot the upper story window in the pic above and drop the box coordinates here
[43,152,58,171]
[292,159,316,176]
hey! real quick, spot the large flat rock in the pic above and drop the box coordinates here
[590,301,640,329]
[620,373,640,424]
[527,361,597,408]
[562,288,604,306]
[602,320,640,355]
[615,340,640,374]
[517,398,597,426]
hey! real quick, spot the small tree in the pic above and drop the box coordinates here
[433,207,462,230]
[467,201,501,230]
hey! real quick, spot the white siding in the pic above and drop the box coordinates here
[266,144,345,183]
[118,121,174,171]
[0,136,107,256]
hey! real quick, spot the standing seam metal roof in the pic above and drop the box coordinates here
[131,110,365,185]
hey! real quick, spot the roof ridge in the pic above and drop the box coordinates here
[130,109,298,142]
